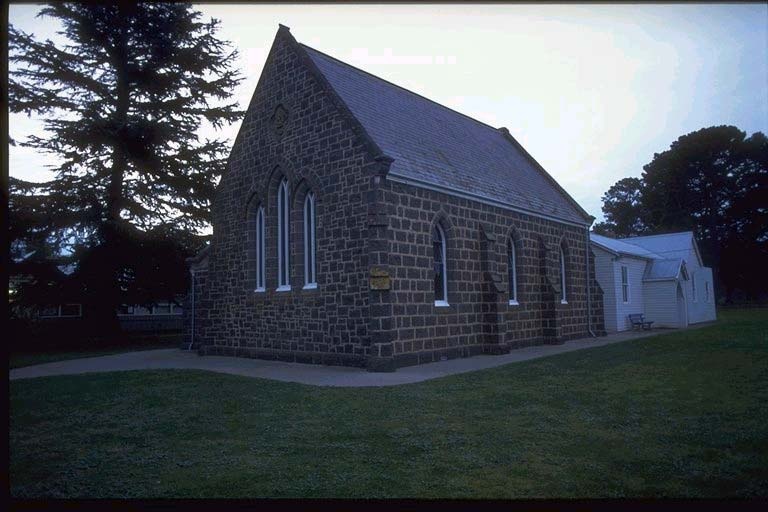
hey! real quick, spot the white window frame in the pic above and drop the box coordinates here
[276,178,291,291]
[621,265,630,304]
[508,239,518,306]
[303,192,317,289]
[560,247,568,304]
[434,224,449,307]
[255,205,266,292]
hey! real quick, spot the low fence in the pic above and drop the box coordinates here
[118,314,183,332]
[718,302,768,310]
[9,314,183,352]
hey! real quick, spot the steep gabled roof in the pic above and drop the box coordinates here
[590,233,662,259]
[298,42,592,226]
[618,231,702,266]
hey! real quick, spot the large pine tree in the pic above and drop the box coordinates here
[9,3,243,336]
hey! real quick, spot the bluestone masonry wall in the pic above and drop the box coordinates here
[190,27,606,370]
[196,27,380,366]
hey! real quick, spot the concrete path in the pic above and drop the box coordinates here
[9,327,703,387]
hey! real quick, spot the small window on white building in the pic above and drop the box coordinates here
[705,281,710,303]
[433,224,448,306]
[621,265,630,303]
[303,192,317,289]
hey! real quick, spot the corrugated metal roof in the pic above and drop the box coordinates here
[590,233,661,259]
[644,258,685,280]
[301,44,590,225]
[618,231,695,262]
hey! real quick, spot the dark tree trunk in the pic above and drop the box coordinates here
[88,16,131,343]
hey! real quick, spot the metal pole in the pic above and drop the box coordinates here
[585,226,596,337]
[187,268,196,350]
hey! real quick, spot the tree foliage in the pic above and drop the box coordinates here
[595,126,768,301]
[593,177,646,238]
[9,3,243,334]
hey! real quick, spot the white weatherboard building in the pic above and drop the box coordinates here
[591,231,717,332]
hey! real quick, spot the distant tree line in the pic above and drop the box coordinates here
[593,125,768,303]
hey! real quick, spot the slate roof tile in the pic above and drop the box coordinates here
[300,43,590,225]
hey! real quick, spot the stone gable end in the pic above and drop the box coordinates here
[197,28,382,366]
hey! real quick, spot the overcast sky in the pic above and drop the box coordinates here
[9,2,768,221]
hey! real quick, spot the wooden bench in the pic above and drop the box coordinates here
[628,314,654,331]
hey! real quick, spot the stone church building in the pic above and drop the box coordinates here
[185,26,606,371]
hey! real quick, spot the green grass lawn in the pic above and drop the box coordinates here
[9,310,768,498]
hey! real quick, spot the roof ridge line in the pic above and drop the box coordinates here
[300,41,594,224]
[619,231,693,241]
[298,42,503,133]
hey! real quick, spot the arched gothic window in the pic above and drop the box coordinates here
[508,238,518,305]
[433,224,448,306]
[560,246,567,304]
[303,192,317,288]
[255,206,265,291]
[277,178,290,290]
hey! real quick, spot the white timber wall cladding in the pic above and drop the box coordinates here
[613,256,648,332]
[687,265,717,324]
[592,246,618,332]
[643,280,680,328]
[700,267,717,321]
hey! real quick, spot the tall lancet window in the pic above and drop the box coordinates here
[433,224,448,306]
[508,239,518,305]
[255,206,265,291]
[277,178,290,291]
[303,192,317,288]
[560,246,567,304]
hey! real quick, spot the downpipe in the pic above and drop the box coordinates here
[585,226,597,338]
[187,268,196,351]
